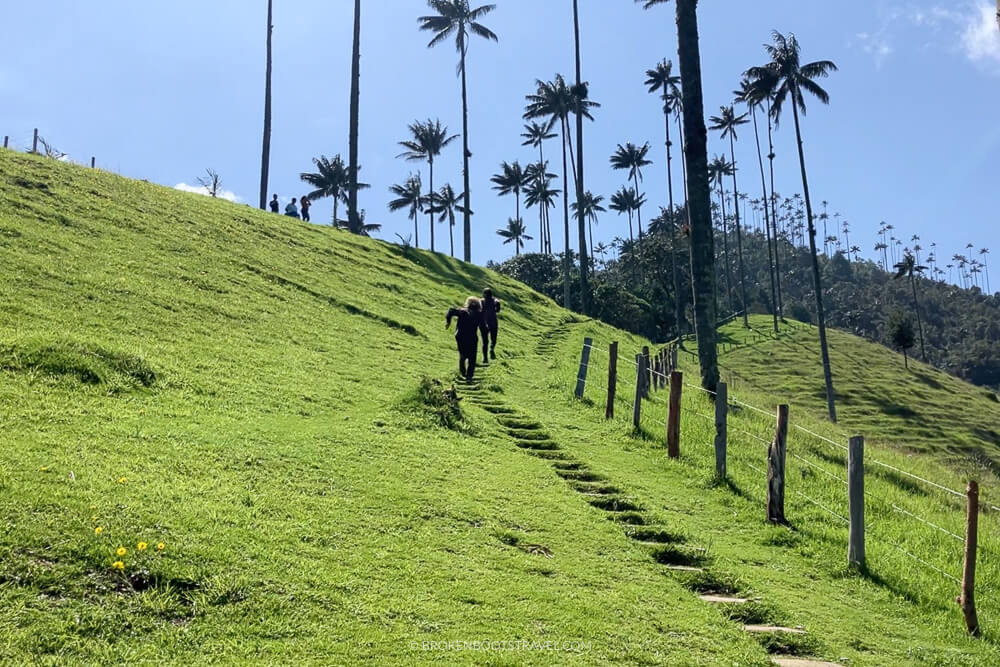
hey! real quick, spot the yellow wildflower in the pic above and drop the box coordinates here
[137,542,148,551]
[40,466,49,472]
[94,526,104,535]
[112,561,125,571]
[155,542,165,551]
[117,477,127,484]
[116,546,127,557]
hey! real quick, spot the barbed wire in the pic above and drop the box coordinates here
[793,489,849,524]
[889,504,964,543]
[789,451,847,486]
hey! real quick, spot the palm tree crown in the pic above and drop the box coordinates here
[496,218,532,255]
[418,0,497,51]
[397,119,458,164]
[609,142,652,184]
[521,122,557,149]
[645,58,681,110]
[708,105,749,141]
[746,31,838,126]
[300,154,368,225]
[490,161,527,201]
[387,173,424,246]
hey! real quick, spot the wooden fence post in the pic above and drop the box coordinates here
[32,128,38,154]
[91,156,96,168]
[671,346,678,372]
[641,346,651,398]
[766,404,789,523]
[606,342,618,419]
[960,480,981,637]
[714,382,728,478]
[633,354,645,429]
[3,136,8,148]
[847,435,865,569]
[575,337,592,398]
[667,371,682,458]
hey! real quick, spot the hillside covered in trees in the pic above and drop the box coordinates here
[492,216,1000,390]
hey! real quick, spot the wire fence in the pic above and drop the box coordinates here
[574,334,991,620]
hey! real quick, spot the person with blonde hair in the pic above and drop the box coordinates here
[446,296,482,382]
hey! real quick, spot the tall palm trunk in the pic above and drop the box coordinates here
[332,194,339,227]
[449,212,455,257]
[428,158,435,252]
[347,0,361,230]
[728,134,748,327]
[750,104,779,333]
[633,172,644,239]
[910,276,927,361]
[588,217,594,260]
[675,0,718,394]
[459,45,472,262]
[560,116,572,309]
[664,106,683,335]
[627,209,634,243]
[573,0,590,314]
[258,0,273,210]
[716,179,733,312]
[765,98,783,319]
[790,96,836,422]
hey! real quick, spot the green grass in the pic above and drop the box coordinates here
[2,149,1000,664]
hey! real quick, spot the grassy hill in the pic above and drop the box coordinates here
[3,149,1000,665]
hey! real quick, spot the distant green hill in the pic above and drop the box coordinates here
[2,150,1000,665]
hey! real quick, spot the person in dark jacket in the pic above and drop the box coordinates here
[446,296,482,382]
[479,288,501,363]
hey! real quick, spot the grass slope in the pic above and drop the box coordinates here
[1,150,999,665]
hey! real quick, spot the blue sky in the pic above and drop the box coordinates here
[4,0,999,279]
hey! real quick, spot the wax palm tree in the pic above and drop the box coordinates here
[748,31,839,422]
[387,173,424,247]
[609,186,639,243]
[490,161,528,235]
[893,253,928,362]
[337,209,381,236]
[525,161,557,253]
[646,58,685,333]
[981,248,991,293]
[609,142,652,239]
[347,0,362,230]
[524,74,591,308]
[707,155,735,312]
[571,191,605,259]
[524,170,560,255]
[259,0,274,210]
[735,76,779,333]
[709,105,750,326]
[572,0,594,314]
[418,0,498,262]
[636,0,718,393]
[521,122,557,170]
[397,118,458,253]
[300,154,368,226]
[427,183,467,257]
[593,241,610,267]
[497,217,532,255]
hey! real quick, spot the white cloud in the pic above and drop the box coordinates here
[961,2,1000,65]
[903,2,1000,69]
[854,31,895,68]
[174,182,241,203]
